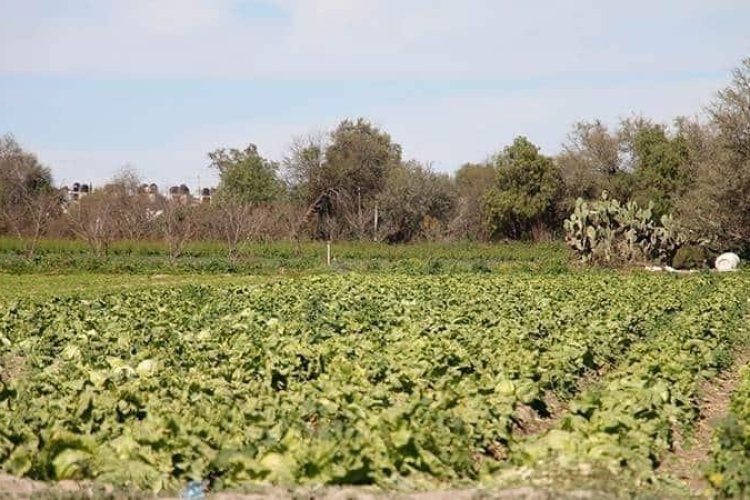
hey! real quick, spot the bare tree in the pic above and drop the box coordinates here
[120,192,159,241]
[65,191,120,258]
[675,59,750,251]
[283,133,328,202]
[110,167,159,241]
[160,201,197,260]
[709,57,750,163]
[448,163,495,241]
[0,187,61,258]
[0,135,60,258]
[211,201,260,263]
[563,120,622,175]
[268,202,307,241]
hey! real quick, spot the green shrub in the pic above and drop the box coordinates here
[671,245,711,269]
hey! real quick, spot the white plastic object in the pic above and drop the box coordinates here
[715,252,740,272]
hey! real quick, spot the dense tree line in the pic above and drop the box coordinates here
[1,58,749,258]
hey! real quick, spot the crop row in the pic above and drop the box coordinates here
[0,273,737,492]
[508,274,749,490]
[708,362,750,497]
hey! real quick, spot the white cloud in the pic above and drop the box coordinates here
[1,0,747,78]
[114,0,228,36]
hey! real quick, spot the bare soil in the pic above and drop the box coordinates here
[658,351,750,496]
[512,366,608,438]
[0,355,25,384]
[0,474,610,500]
[512,391,566,436]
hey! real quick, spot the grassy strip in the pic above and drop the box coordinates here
[0,238,570,275]
[0,237,567,261]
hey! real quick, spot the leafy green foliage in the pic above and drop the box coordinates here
[628,123,691,216]
[377,161,457,243]
[708,365,750,497]
[1,272,746,494]
[484,137,563,240]
[209,144,285,204]
[283,119,403,239]
[671,245,713,270]
[511,275,748,481]
[0,134,53,201]
[452,163,495,241]
[318,118,402,205]
[558,117,694,217]
[0,238,571,276]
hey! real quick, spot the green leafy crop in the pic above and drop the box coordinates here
[0,273,748,495]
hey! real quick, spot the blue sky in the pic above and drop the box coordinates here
[0,0,748,190]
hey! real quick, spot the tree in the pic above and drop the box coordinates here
[558,117,694,215]
[208,144,292,260]
[676,58,750,251]
[484,137,564,240]
[283,134,326,203]
[558,120,620,201]
[209,144,285,204]
[564,120,621,173]
[65,189,120,258]
[323,118,401,202]
[376,161,457,243]
[0,134,60,258]
[450,163,495,240]
[210,201,264,263]
[160,201,198,261]
[64,170,153,257]
[627,122,691,215]
[286,119,402,239]
[0,135,53,193]
[710,57,750,163]
[110,166,160,241]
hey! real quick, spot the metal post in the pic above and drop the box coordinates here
[358,186,362,221]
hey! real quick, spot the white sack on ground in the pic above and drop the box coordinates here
[715,252,740,272]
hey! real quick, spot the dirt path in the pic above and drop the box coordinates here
[658,351,750,496]
[0,474,607,500]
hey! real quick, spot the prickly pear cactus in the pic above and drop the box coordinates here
[564,194,685,264]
